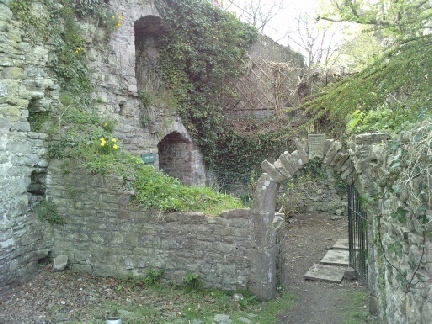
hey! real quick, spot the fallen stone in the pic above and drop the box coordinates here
[335,208,344,216]
[239,318,252,324]
[53,255,68,271]
[304,264,346,283]
[213,314,232,324]
[331,216,342,221]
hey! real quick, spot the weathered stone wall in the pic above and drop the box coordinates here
[259,131,432,323]
[348,130,432,324]
[46,160,284,295]
[0,0,57,295]
[279,164,346,215]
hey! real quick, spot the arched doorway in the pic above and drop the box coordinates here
[157,132,206,186]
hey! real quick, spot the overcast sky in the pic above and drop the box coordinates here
[223,0,320,42]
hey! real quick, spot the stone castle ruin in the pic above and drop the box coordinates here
[0,0,431,322]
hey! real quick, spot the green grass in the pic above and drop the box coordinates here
[343,292,375,324]
[44,108,243,216]
[81,282,294,324]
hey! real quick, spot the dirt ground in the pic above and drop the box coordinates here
[0,212,375,323]
[279,212,374,324]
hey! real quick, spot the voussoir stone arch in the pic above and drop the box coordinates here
[249,136,358,301]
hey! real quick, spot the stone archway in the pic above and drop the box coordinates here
[157,131,207,186]
[249,136,360,301]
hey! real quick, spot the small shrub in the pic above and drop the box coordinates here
[183,272,203,291]
[35,200,64,225]
[144,269,164,285]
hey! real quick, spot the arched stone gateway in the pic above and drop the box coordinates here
[249,135,361,300]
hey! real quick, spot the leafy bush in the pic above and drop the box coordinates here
[35,200,64,225]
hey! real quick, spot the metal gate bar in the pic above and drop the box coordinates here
[347,185,368,282]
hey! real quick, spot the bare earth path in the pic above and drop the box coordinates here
[278,212,373,324]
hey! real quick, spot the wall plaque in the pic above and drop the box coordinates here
[308,134,326,159]
[142,153,156,164]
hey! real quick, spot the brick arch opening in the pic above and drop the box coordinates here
[157,132,206,186]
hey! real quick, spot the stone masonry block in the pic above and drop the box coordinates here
[290,150,305,169]
[324,141,342,165]
[278,152,297,175]
[273,159,291,179]
[294,138,309,164]
[323,139,334,157]
[329,149,347,167]
[333,152,350,171]
[261,159,286,183]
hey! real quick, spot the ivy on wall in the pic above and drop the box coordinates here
[154,0,291,177]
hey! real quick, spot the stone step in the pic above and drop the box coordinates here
[320,249,350,266]
[332,239,359,250]
[304,264,347,283]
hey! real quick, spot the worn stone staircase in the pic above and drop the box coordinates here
[304,239,355,283]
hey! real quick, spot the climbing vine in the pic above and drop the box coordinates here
[154,0,290,175]
[375,123,432,292]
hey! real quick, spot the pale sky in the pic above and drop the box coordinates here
[222,0,322,54]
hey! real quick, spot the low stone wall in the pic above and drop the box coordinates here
[46,161,285,296]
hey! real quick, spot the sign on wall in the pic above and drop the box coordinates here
[142,153,156,164]
[308,134,326,159]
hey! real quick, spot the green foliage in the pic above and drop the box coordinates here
[304,34,432,135]
[320,0,432,40]
[35,200,64,225]
[143,269,164,286]
[154,0,260,171]
[183,272,203,291]
[98,283,294,323]
[390,207,407,224]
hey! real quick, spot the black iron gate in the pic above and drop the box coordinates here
[347,185,368,282]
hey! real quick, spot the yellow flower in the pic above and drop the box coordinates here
[101,142,106,147]
[104,122,108,127]
[100,137,107,146]
[111,138,117,143]
[113,144,118,150]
